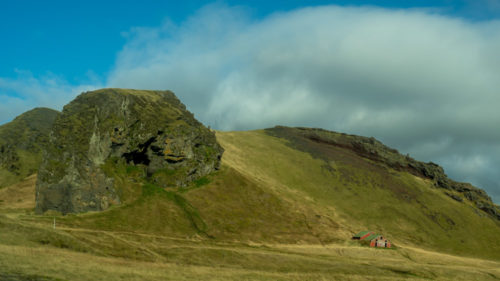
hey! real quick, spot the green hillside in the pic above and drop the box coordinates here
[0,108,59,188]
[29,127,500,260]
[1,126,500,280]
[216,128,500,259]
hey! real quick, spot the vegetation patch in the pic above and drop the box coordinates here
[193,176,210,188]
[141,183,208,234]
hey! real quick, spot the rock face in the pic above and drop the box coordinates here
[266,126,500,221]
[0,108,60,188]
[35,89,223,214]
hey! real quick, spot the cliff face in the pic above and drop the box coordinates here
[266,126,500,221]
[0,108,60,188]
[35,89,223,214]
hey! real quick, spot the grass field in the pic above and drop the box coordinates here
[1,214,499,281]
[1,130,500,280]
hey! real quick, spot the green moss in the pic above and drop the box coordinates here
[141,182,208,234]
[193,177,210,187]
[152,167,189,188]
[171,192,208,234]
[125,165,142,175]
[203,146,217,159]
[141,183,170,197]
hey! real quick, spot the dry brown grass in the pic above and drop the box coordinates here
[0,174,36,210]
[1,233,500,281]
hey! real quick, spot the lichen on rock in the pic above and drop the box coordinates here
[35,89,223,214]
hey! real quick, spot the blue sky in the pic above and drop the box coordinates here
[1,0,498,85]
[1,0,500,202]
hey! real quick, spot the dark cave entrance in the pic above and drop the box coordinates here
[122,136,157,165]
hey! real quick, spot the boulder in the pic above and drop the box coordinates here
[35,89,223,214]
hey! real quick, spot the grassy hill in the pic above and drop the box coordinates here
[0,107,59,188]
[1,127,500,280]
[216,128,500,259]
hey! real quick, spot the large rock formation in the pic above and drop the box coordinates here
[35,89,223,214]
[0,108,60,188]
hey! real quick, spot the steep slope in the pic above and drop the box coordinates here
[35,89,223,214]
[266,126,500,220]
[0,107,59,188]
[215,129,500,259]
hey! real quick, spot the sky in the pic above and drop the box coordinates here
[1,0,500,202]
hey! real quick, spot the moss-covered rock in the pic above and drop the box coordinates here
[0,107,60,188]
[35,89,223,214]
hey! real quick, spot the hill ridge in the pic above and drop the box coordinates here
[266,126,500,221]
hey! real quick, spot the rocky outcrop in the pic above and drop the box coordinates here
[266,126,500,221]
[0,108,60,188]
[35,89,223,214]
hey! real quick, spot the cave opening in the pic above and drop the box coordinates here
[122,150,150,165]
[122,136,157,165]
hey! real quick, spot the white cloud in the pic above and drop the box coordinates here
[0,71,101,123]
[108,5,500,132]
[106,4,500,202]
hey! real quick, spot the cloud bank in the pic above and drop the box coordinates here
[106,5,500,202]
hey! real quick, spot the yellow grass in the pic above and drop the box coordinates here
[215,130,500,259]
[1,130,500,280]
[0,174,36,210]
[1,228,499,281]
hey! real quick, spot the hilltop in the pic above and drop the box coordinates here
[0,107,59,188]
